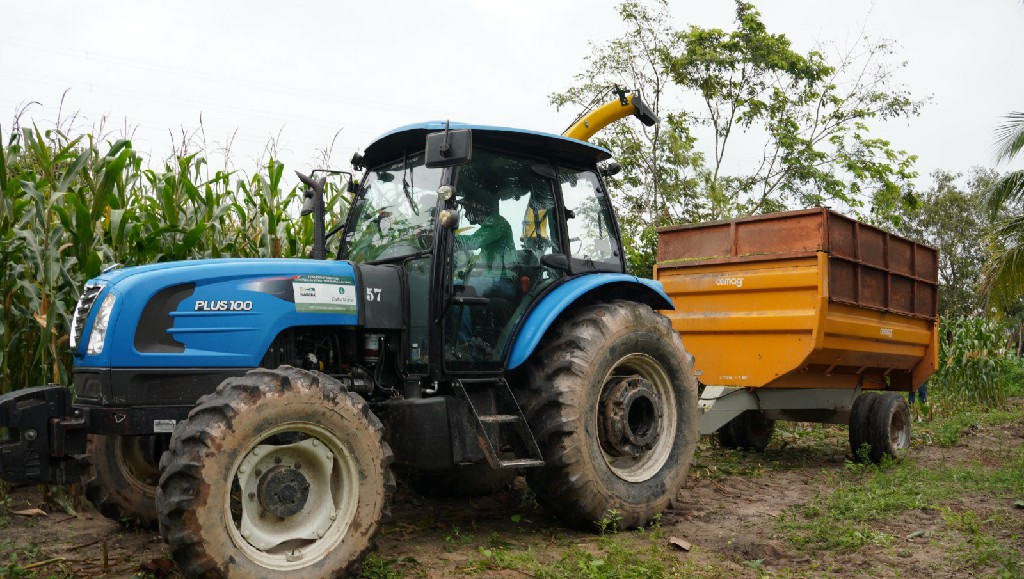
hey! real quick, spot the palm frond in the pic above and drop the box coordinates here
[985,169,1024,218]
[982,238,1024,309]
[994,111,1024,164]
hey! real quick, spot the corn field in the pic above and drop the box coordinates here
[0,121,347,394]
[927,317,1015,417]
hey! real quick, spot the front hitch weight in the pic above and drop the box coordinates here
[0,385,86,485]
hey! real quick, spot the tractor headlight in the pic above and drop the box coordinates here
[86,293,117,355]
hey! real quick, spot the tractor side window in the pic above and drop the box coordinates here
[342,153,442,263]
[444,149,562,369]
[558,168,622,271]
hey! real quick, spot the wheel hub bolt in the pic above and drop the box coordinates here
[599,376,663,457]
[256,465,311,518]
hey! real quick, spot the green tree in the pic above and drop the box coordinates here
[550,0,704,276]
[552,0,922,276]
[983,111,1024,309]
[662,4,920,218]
[896,169,995,319]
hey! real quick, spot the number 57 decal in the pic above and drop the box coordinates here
[366,287,383,302]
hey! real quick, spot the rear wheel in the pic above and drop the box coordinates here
[849,392,881,461]
[82,434,163,527]
[867,392,910,462]
[519,301,699,530]
[157,367,394,577]
[716,411,774,452]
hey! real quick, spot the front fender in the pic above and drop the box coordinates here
[506,274,673,370]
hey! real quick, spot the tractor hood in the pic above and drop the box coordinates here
[73,258,378,369]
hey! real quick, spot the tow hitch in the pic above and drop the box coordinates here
[0,386,87,484]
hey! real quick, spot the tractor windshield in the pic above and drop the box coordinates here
[342,152,443,263]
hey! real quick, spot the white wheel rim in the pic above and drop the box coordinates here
[598,353,678,483]
[224,422,360,571]
[889,409,909,450]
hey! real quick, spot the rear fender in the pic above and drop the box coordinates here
[506,274,673,370]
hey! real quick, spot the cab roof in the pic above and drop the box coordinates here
[361,122,612,169]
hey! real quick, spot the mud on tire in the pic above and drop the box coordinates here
[518,301,699,530]
[83,434,164,527]
[156,367,395,578]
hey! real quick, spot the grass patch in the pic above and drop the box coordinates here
[777,443,1024,556]
[0,539,74,578]
[917,401,1024,448]
[359,553,425,579]
[942,510,1024,576]
[462,524,715,578]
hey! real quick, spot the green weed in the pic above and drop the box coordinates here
[468,532,678,579]
[778,443,1024,557]
[359,554,423,579]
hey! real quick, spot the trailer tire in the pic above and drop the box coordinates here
[82,434,163,527]
[717,411,774,452]
[519,301,699,530]
[405,463,516,498]
[156,367,394,578]
[715,421,738,449]
[866,392,910,463]
[849,392,881,462]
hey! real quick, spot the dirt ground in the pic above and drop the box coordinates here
[2,405,1022,578]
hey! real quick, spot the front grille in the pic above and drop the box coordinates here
[70,283,104,350]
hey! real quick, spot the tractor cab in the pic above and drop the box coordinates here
[339,123,625,376]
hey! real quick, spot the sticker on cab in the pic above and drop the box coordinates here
[292,274,358,314]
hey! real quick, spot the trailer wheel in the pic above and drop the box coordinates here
[519,301,699,530]
[405,463,516,498]
[866,392,910,462]
[848,392,881,461]
[156,367,394,578]
[717,411,774,452]
[82,434,163,527]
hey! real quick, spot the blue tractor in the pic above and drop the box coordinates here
[0,99,698,576]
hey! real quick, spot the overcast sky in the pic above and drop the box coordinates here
[3,1,1022,191]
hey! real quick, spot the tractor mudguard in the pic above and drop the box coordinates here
[506,274,674,370]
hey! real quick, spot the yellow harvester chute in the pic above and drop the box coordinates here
[562,89,659,142]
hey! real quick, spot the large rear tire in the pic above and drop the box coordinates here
[518,301,699,530]
[156,367,394,578]
[83,434,163,527]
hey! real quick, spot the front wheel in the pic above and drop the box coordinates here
[83,434,164,527]
[157,367,394,577]
[518,301,699,530]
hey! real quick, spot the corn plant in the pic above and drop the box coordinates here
[928,316,1013,417]
[1,120,349,396]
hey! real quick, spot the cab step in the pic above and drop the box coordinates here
[453,378,544,470]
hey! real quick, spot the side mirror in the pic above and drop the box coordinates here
[425,127,472,168]
[300,193,315,216]
[599,161,622,178]
[541,253,570,271]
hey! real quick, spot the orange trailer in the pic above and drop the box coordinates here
[654,208,939,459]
